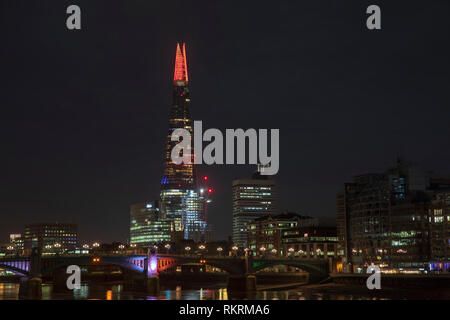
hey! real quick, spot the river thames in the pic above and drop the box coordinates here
[1,282,449,300]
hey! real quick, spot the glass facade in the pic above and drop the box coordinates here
[157,43,207,241]
[130,201,171,246]
[337,158,450,271]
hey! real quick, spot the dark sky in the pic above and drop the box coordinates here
[1,0,449,243]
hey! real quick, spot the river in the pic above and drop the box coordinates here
[1,282,449,300]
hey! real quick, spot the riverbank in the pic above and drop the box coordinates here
[330,273,450,289]
[295,282,450,300]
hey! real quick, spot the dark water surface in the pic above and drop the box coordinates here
[1,282,449,300]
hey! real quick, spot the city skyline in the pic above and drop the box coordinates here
[1,1,450,244]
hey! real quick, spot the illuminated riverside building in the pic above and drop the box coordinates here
[9,234,24,255]
[281,226,339,260]
[232,171,277,248]
[159,43,208,241]
[247,212,318,256]
[130,201,172,246]
[428,189,450,271]
[23,223,77,255]
[337,157,450,272]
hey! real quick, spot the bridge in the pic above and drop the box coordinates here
[0,248,330,298]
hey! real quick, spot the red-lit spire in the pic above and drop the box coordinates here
[173,43,188,83]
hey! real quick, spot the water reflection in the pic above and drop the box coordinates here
[0,282,448,300]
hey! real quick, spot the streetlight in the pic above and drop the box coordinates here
[271,248,277,256]
[298,249,304,258]
[217,247,223,256]
[185,246,191,254]
[259,246,266,257]
[54,243,62,254]
[118,244,125,250]
[165,243,171,254]
[130,244,136,248]
[93,242,100,248]
[82,244,89,249]
[316,248,322,257]
[288,247,294,257]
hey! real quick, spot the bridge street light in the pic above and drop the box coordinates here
[6,246,14,256]
[198,245,206,256]
[185,246,191,255]
[298,250,304,259]
[165,243,171,254]
[216,247,223,256]
[259,246,266,257]
[288,247,294,258]
[53,243,62,255]
[316,248,322,258]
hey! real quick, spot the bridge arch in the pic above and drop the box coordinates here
[0,262,29,276]
[156,256,245,275]
[39,256,147,276]
[253,260,329,280]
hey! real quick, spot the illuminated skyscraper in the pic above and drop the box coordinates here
[232,171,277,248]
[130,201,172,247]
[159,43,207,241]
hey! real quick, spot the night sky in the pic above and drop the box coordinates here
[1,0,449,243]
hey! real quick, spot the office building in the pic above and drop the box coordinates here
[337,157,450,272]
[232,171,276,247]
[130,201,172,247]
[159,43,208,241]
[247,212,319,256]
[24,222,77,255]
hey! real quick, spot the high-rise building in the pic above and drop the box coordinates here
[337,157,450,272]
[129,201,172,247]
[232,171,276,248]
[159,43,208,241]
[24,222,77,255]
